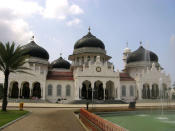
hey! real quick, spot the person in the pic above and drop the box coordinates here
[86,101,89,110]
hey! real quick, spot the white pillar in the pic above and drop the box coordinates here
[91,82,94,102]
[103,82,106,100]
[149,84,152,99]
[30,83,32,97]
[138,84,143,100]
[17,82,20,98]
[42,83,46,100]
[79,87,81,99]
[75,80,80,100]
[117,86,121,99]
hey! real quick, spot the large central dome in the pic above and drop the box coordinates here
[127,46,158,63]
[74,31,105,49]
[23,40,49,60]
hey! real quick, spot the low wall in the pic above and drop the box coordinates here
[79,108,128,131]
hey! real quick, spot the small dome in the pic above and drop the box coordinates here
[127,46,158,63]
[124,47,131,53]
[74,32,105,49]
[51,57,70,69]
[23,40,49,60]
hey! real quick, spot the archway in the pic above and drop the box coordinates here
[22,82,30,99]
[81,81,92,99]
[106,81,115,100]
[142,84,150,99]
[32,82,41,98]
[11,82,19,98]
[94,81,104,100]
[152,84,159,99]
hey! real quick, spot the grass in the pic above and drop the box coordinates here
[0,110,28,127]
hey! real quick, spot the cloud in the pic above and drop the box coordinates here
[0,0,84,44]
[43,0,83,20]
[66,18,81,26]
[0,0,43,43]
[69,4,84,15]
[0,0,43,17]
[0,18,33,44]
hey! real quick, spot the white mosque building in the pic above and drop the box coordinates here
[0,29,171,103]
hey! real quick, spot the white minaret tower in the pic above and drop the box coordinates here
[123,42,131,68]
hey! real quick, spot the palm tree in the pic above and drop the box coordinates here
[0,42,29,111]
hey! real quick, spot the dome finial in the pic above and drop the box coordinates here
[126,41,128,47]
[31,36,34,41]
[88,26,91,33]
[60,53,62,57]
[140,41,142,46]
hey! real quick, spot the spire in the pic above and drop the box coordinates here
[140,41,142,46]
[88,26,91,33]
[31,36,34,41]
[126,41,128,47]
[60,53,62,57]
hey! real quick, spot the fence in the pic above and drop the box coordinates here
[79,108,128,131]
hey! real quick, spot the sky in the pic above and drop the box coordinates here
[0,0,175,84]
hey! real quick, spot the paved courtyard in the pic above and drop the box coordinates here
[2,108,85,131]
[1,101,175,131]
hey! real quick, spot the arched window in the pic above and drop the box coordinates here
[48,84,52,96]
[94,56,96,62]
[102,58,105,63]
[82,57,84,64]
[57,85,62,96]
[66,85,71,96]
[122,85,126,97]
[130,85,134,97]
[87,56,90,61]
[77,57,79,64]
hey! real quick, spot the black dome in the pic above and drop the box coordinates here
[74,32,105,49]
[23,41,49,60]
[51,57,70,69]
[127,46,158,63]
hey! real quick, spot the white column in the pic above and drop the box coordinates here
[138,84,143,100]
[91,82,94,102]
[18,82,21,98]
[103,82,106,100]
[117,86,121,99]
[75,80,80,100]
[79,87,82,99]
[42,83,46,100]
[33,63,36,72]
[30,83,32,97]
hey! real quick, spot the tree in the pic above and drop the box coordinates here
[0,42,29,111]
[0,84,3,99]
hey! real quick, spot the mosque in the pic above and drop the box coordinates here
[0,28,171,103]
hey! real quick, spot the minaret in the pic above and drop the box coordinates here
[123,42,131,68]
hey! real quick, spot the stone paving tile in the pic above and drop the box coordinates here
[2,108,85,131]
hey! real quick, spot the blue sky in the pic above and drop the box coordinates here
[0,0,175,84]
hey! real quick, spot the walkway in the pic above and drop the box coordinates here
[2,102,175,108]
[2,108,85,131]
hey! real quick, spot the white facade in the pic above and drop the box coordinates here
[0,32,172,103]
